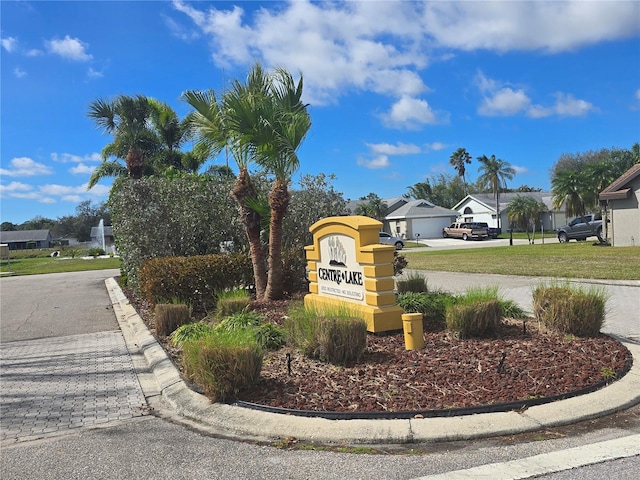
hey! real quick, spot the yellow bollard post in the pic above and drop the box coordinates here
[402,313,424,350]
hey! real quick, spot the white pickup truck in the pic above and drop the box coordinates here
[556,214,604,243]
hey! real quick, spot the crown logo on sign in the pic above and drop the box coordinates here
[328,236,347,267]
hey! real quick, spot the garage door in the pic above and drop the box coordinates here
[411,218,454,239]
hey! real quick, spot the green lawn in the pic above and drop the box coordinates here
[403,243,640,280]
[0,256,121,276]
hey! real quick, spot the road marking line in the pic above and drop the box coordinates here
[411,433,640,480]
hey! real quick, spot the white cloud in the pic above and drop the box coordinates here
[512,165,529,175]
[475,71,595,118]
[1,36,17,52]
[69,163,96,175]
[425,142,447,151]
[551,93,596,117]
[421,2,640,53]
[46,35,92,61]
[357,155,391,169]
[366,142,421,156]
[87,67,103,78]
[0,157,54,177]
[0,181,32,194]
[26,49,43,57]
[62,195,83,203]
[172,0,432,106]
[381,95,445,129]
[636,89,640,100]
[51,152,101,163]
[479,87,531,117]
[13,67,26,78]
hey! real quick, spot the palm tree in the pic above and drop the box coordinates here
[183,86,269,299]
[551,170,590,218]
[148,99,194,173]
[87,95,160,188]
[449,148,472,194]
[477,154,516,230]
[253,66,312,301]
[506,195,542,244]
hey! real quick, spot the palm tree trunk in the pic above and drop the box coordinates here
[264,180,290,301]
[232,168,267,299]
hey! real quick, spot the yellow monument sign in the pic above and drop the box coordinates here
[304,216,404,332]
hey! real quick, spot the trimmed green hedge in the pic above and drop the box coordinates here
[139,253,254,312]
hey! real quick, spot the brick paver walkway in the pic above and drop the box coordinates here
[0,331,148,443]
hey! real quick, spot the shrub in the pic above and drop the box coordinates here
[532,283,606,336]
[396,272,427,294]
[393,252,408,276]
[171,322,216,346]
[109,176,243,289]
[397,291,454,322]
[87,247,106,257]
[139,253,254,312]
[216,289,251,317]
[446,287,503,339]
[281,248,309,295]
[284,303,367,365]
[182,329,263,402]
[154,304,191,336]
[215,311,263,333]
[255,323,286,350]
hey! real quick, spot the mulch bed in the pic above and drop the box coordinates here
[125,288,631,414]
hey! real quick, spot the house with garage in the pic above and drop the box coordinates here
[599,163,640,247]
[383,199,458,239]
[0,229,53,250]
[346,196,458,239]
[453,192,569,233]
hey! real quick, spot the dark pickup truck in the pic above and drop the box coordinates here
[469,222,501,239]
[556,214,604,243]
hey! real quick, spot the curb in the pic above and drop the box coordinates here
[105,278,640,445]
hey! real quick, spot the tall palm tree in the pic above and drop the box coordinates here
[87,95,160,188]
[183,87,269,299]
[253,66,312,300]
[477,154,516,230]
[449,148,472,194]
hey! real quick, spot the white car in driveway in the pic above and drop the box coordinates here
[379,232,404,250]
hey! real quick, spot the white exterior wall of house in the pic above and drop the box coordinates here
[410,217,456,238]
[608,176,640,247]
[454,193,568,232]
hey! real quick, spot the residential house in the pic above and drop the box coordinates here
[599,163,640,247]
[0,230,53,250]
[384,199,458,239]
[346,197,458,239]
[453,192,569,233]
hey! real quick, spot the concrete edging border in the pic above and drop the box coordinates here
[105,277,640,445]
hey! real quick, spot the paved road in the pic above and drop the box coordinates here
[0,270,148,443]
[1,269,638,479]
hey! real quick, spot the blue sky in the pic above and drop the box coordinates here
[2,1,639,225]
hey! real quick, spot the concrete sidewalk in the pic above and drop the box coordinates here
[105,276,640,446]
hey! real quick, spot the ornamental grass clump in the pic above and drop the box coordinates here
[171,322,216,346]
[216,289,251,317]
[284,303,367,365]
[154,303,191,336]
[446,286,503,339]
[396,272,428,294]
[182,329,263,402]
[533,283,607,336]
